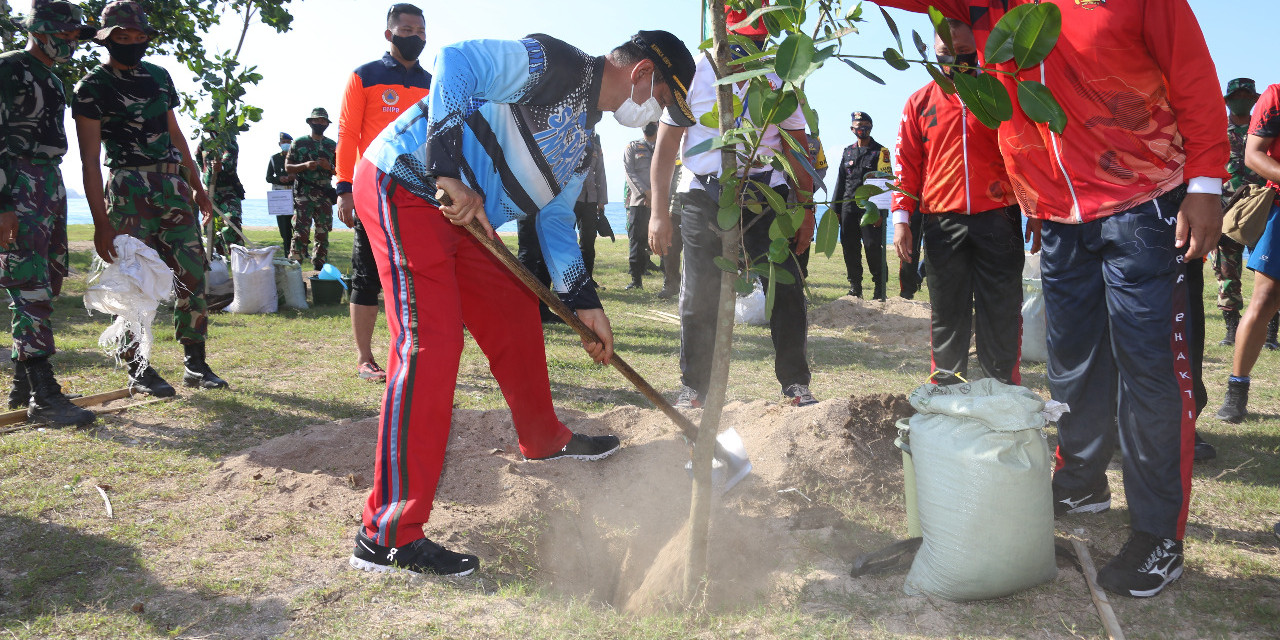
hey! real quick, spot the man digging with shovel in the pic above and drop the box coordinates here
[349,30,696,577]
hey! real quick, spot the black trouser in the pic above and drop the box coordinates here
[922,206,1024,384]
[840,208,886,298]
[1186,255,1208,416]
[574,201,600,277]
[627,204,652,283]
[899,211,924,298]
[276,214,293,249]
[515,215,555,320]
[679,184,810,394]
[350,216,382,306]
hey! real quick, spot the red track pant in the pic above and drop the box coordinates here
[354,159,573,547]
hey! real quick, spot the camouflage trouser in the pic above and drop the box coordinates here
[0,159,69,361]
[291,187,332,268]
[213,190,243,256]
[1214,235,1244,313]
[106,169,209,345]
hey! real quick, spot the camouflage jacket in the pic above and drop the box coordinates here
[287,135,336,194]
[196,135,245,199]
[1228,121,1264,192]
[71,61,182,169]
[0,50,67,211]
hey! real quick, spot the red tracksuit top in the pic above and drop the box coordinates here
[892,81,1017,216]
[876,0,1229,223]
[335,53,432,193]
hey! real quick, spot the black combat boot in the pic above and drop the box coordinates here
[24,357,94,427]
[127,358,176,397]
[8,360,30,410]
[1216,377,1249,424]
[1266,314,1279,351]
[1220,310,1240,346]
[182,342,228,389]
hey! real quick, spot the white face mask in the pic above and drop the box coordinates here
[280,143,291,153]
[613,74,662,128]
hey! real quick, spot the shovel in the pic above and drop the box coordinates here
[439,191,752,491]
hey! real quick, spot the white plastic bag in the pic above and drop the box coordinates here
[902,379,1057,601]
[1021,253,1048,363]
[734,281,767,326]
[84,235,175,365]
[207,255,233,296]
[226,245,278,314]
[273,258,308,310]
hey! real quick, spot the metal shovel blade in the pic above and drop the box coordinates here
[684,428,753,493]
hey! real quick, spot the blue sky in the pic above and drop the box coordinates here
[20,0,1271,197]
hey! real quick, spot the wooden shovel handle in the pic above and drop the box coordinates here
[437,190,700,440]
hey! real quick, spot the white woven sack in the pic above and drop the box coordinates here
[226,245,278,314]
[84,235,174,365]
[273,258,308,310]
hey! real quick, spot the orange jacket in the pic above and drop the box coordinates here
[875,0,1229,223]
[335,54,432,194]
[892,81,1016,217]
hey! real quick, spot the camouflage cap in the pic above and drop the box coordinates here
[1225,78,1258,99]
[307,108,330,122]
[94,0,159,44]
[21,0,95,39]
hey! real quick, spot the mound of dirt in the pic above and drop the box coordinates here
[206,397,910,614]
[809,295,931,345]
[843,393,913,463]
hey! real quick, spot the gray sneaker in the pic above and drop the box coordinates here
[675,384,703,409]
[784,384,818,406]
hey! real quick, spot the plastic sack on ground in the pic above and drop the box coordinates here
[903,378,1057,601]
[273,258,308,310]
[1021,253,1048,363]
[207,255,233,296]
[735,280,767,326]
[226,245,278,314]
[84,235,174,365]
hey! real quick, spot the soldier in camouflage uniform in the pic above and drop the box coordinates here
[285,108,337,270]
[196,129,246,255]
[72,0,228,396]
[1215,78,1278,347]
[0,0,96,426]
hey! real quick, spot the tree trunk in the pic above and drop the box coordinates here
[684,0,742,605]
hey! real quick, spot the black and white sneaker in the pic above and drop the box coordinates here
[674,385,703,409]
[349,529,478,577]
[1096,531,1183,598]
[784,384,818,407]
[1052,479,1111,517]
[527,432,620,461]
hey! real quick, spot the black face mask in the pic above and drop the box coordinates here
[107,40,149,67]
[392,34,425,61]
[310,123,329,136]
[938,51,979,77]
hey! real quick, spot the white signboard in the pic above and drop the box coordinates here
[864,177,895,212]
[267,189,294,216]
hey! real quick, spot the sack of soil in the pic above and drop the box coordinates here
[226,245,279,314]
[273,258,309,310]
[902,378,1056,601]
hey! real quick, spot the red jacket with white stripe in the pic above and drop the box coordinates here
[876,0,1229,223]
[892,81,1016,217]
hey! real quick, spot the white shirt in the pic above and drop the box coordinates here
[661,53,807,191]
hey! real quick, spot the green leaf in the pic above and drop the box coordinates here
[814,25,859,45]
[924,62,957,94]
[715,67,774,87]
[757,181,790,216]
[883,47,911,71]
[951,70,1012,130]
[853,183,886,201]
[775,33,815,84]
[816,208,839,258]
[800,97,820,137]
[928,6,954,55]
[840,57,886,85]
[912,30,930,58]
[699,110,720,129]
[727,4,794,33]
[765,272,777,320]
[879,6,903,52]
[985,3,1061,69]
[718,203,741,231]
[766,91,800,125]
[768,266,796,285]
[746,80,767,126]
[734,276,755,295]
[844,1,864,22]
[1017,80,1068,134]
[713,255,739,273]
[860,201,881,227]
